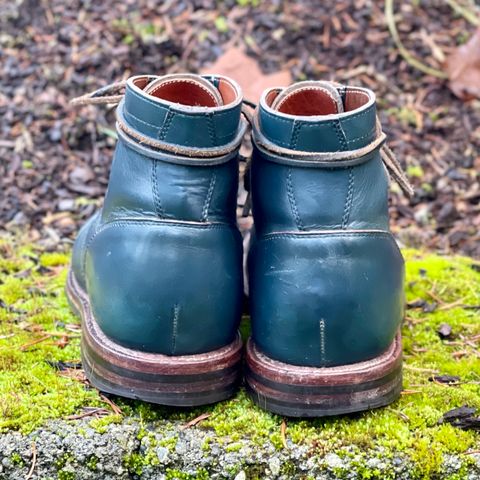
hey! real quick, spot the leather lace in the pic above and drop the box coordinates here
[243,103,414,198]
[72,82,414,198]
[71,81,246,158]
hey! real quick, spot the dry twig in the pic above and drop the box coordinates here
[180,412,211,430]
[444,0,480,26]
[100,394,123,415]
[281,419,288,449]
[385,0,448,79]
[25,442,37,480]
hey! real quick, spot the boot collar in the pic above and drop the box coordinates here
[258,82,377,153]
[121,74,243,149]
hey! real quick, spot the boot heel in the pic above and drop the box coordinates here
[67,270,242,406]
[245,333,402,417]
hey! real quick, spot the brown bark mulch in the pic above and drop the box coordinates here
[0,0,479,256]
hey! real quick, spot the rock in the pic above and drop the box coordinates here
[268,457,281,476]
[324,453,344,470]
[58,198,75,211]
[156,447,169,463]
[437,323,453,339]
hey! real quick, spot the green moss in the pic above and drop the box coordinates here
[406,165,424,178]
[89,414,122,434]
[123,452,145,476]
[110,17,165,45]
[158,435,178,452]
[57,471,75,480]
[0,233,479,478]
[214,16,228,33]
[55,453,74,470]
[237,0,260,7]
[225,442,243,452]
[387,106,421,129]
[242,464,267,479]
[10,452,24,467]
[39,252,70,268]
[0,235,100,433]
[165,468,209,480]
[280,461,298,477]
[86,455,98,471]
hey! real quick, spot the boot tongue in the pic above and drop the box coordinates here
[144,74,223,107]
[271,81,344,116]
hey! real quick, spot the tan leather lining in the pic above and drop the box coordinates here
[132,77,151,90]
[276,87,339,116]
[344,90,370,111]
[147,79,219,107]
[265,90,280,107]
[265,84,372,116]
[132,75,240,108]
[217,78,237,104]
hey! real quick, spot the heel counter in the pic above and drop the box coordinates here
[249,231,404,367]
[85,220,243,355]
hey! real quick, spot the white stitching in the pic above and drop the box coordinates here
[319,319,326,363]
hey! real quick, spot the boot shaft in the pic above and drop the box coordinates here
[103,75,244,225]
[251,83,390,235]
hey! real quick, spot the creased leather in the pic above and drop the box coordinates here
[71,74,244,355]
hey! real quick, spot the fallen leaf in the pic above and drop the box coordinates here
[446,28,480,100]
[407,298,438,313]
[201,47,292,102]
[423,301,438,313]
[46,360,82,371]
[471,263,480,273]
[429,374,460,384]
[439,405,480,430]
[441,405,476,421]
[407,299,426,309]
[53,335,70,349]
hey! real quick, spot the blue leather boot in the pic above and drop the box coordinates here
[67,74,246,406]
[245,81,413,416]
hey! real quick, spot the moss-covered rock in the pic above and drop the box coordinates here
[0,234,479,479]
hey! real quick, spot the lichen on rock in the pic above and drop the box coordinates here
[0,234,479,479]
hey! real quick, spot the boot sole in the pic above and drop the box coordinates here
[66,269,243,407]
[245,333,403,417]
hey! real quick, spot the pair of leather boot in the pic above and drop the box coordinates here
[67,73,412,417]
